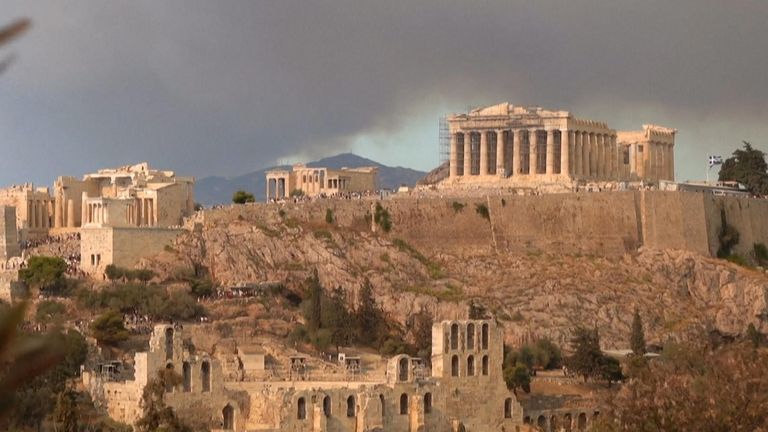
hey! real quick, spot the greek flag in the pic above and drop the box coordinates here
[709,155,723,167]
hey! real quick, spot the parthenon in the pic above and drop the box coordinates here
[446,103,676,187]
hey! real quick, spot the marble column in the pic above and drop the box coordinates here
[573,131,584,177]
[496,130,506,177]
[598,134,606,180]
[449,133,459,178]
[529,129,538,175]
[583,132,591,178]
[512,130,521,176]
[54,197,63,228]
[479,131,489,176]
[463,132,472,177]
[561,129,571,177]
[66,199,75,228]
[611,135,618,179]
[545,129,555,175]
[669,144,675,180]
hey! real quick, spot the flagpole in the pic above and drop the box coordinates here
[706,154,710,184]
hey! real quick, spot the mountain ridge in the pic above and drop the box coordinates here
[195,153,427,205]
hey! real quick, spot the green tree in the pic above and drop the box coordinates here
[18,256,67,293]
[599,356,624,388]
[746,323,763,348]
[630,309,646,356]
[534,338,563,370]
[503,364,531,395]
[322,286,351,352]
[304,270,323,333]
[232,190,255,204]
[718,141,768,195]
[373,203,392,232]
[355,279,384,343]
[90,310,129,346]
[35,300,67,324]
[566,327,604,382]
[135,369,191,432]
[54,388,79,432]
[411,311,433,361]
[105,264,125,281]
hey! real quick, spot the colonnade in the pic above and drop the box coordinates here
[26,199,52,229]
[84,198,157,227]
[53,197,77,228]
[266,176,289,199]
[627,141,675,181]
[449,128,622,180]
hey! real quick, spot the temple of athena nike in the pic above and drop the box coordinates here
[445,103,676,188]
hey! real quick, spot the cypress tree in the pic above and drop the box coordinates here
[630,309,646,355]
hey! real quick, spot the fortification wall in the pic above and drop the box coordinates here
[205,191,768,259]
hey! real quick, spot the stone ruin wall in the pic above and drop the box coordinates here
[203,191,768,260]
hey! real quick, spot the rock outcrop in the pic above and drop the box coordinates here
[143,206,768,349]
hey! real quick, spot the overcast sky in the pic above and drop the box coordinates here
[1,1,767,186]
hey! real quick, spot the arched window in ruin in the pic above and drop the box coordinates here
[323,395,331,417]
[201,361,211,393]
[564,413,572,432]
[537,415,547,429]
[577,413,587,430]
[524,416,531,424]
[481,323,489,350]
[467,355,475,376]
[380,394,385,417]
[424,393,432,414]
[466,323,475,350]
[450,323,459,350]
[550,415,559,432]
[504,398,512,418]
[165,327,174,360]
[399,393,408,415]
[297,397,306,420]
[399,357,409,382]
[165,363,174,393]
[223,404,235,430]
[482,355,489,376]
[451,355,459,377]
[347,396,356,417]
[182,361,191,392]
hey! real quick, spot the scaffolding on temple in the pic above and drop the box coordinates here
[438,116,450,165]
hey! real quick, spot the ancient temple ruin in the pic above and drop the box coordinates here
[445,103,676,188]
[76,319,608,431]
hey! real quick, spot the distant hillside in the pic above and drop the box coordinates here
[195,153,426,205]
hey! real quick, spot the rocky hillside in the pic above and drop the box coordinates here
[143,205,768,350]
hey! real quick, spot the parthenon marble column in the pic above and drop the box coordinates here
[512,130,521,175]
[496,130,505,177]
[573,131,584,176]
[479,131,489,175]
[449,133,459,178]
[529,129,538,175]
[545,129,555,175]
[561,130,571,176]
[595,134,605,180]
[583,132,591,178]
[668,144,675,180]
[463,132,472,177]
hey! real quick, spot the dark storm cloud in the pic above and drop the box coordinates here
[1,0,767,185]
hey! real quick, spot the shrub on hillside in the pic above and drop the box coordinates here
[19,256,67,293]
[91,310,129,346]
[232,190,255,204]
